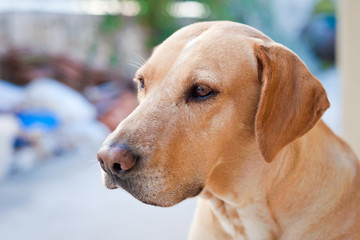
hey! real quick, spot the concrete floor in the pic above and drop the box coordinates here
[0,150,197,240]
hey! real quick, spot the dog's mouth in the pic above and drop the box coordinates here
[102,167,204,207]
[102,171,120,189]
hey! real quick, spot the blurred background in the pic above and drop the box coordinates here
[0,0,358,239]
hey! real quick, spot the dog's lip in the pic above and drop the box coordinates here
[105,182,119,189]
[114,169,130,178]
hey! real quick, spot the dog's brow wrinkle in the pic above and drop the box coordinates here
[185,33,205,50]
[191,69,221,87]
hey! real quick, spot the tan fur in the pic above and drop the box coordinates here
[98,21,360,239]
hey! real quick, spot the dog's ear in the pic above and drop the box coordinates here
[254,43,330,162]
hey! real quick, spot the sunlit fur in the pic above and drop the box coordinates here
[99,21,360,239]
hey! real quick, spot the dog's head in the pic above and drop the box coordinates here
[97,21,329,207]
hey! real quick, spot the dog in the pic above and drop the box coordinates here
[97,21,360,240]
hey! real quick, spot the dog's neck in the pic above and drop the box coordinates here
[201,121,353,239]
[202,136,281,239]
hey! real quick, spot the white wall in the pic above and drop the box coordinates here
[338,0,360,157]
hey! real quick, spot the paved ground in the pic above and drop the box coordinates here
[0,150,197,240]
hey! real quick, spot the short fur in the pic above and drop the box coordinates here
[98,21,360,240]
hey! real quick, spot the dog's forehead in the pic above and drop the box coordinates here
[138,21,271,86]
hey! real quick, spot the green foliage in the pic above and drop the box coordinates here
[94,0,332,72]
[98,0,262,50]
[134,0,178,49]
[97,0,278,53]
[201,0,243,22]
[99,15,122,34]
[314,0,336,15]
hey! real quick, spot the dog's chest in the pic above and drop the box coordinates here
[207,196,278,240]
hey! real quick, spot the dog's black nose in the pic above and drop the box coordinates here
[97,144,136,175]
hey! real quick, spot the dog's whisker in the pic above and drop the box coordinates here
[134,53,147,65]
[90,164,101,172]
[101,127,111,135]
[127,59,144,65]
[128,56,146,67]
[88,158,99,163]
[85,160,103,175]
[126,61,144,70]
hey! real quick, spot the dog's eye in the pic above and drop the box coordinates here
[188,84,216,101]
[195,86,212,97]
[138,77,145,90]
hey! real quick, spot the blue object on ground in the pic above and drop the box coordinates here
[15,109,60,131]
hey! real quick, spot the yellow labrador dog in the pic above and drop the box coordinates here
[97,21,360,239]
